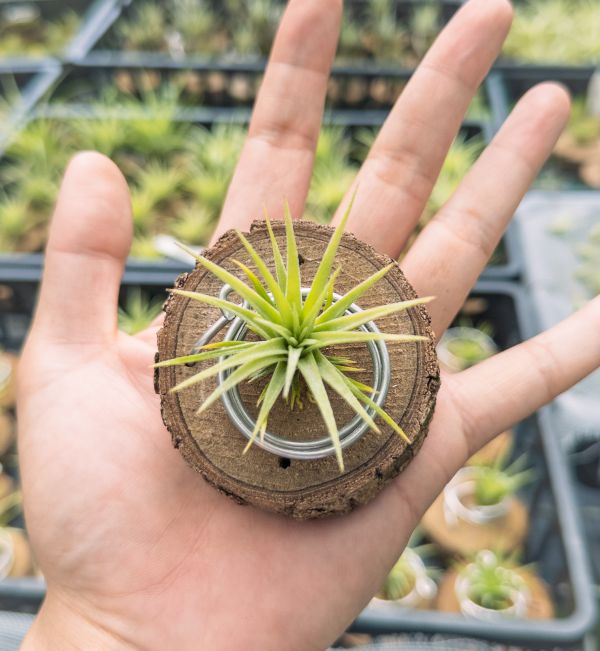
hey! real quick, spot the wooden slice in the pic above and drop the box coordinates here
[156,220,439,519]
[437,568,554,620]
[421,493,528,555]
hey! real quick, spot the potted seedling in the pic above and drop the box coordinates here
[553,98,600,189]
[421,455,532,555]
[155,202,439,518]
[372,545,438,610]
[437,319,497,374]
[437,551,554,621]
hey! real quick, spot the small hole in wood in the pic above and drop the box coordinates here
[297,253,305,265]
[279,457,291,469]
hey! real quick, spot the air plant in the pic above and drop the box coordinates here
[407,4,441,64]
[503,0,600,65]
[565,98,600,147]
[155,202,433,471]
[0,195,31,252]
[458,551,528,613]
[426,135,483,221]
[307,162,357,225]
[171,0,220,55]
[472,455,533,507]
[229,0,282,56]
[0,7,80,56]
[115,2,167,52]
[118,289,164,335]
[170,205,215,246]
[130,235,162,260]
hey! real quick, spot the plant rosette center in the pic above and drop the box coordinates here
[443,466,512,527]
[218,286,391,461]
[455,552,530,621]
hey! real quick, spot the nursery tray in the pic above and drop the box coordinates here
[491,67,599,191]
[0,274,596,643]
[351,281,597,650]
[0,0,128,66]
[515,191,600,441]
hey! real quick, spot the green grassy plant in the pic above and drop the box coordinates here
[503,0,600,64]
[118,289,164,335]
[0,9,79,57]
[156,202,432,471]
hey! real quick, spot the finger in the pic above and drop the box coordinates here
[403,83,571,337]
[211,0,342,240]
[331,0,513,257]
[449,296,600,455]
[33,152,132,344]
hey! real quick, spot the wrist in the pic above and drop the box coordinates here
[22,590,135,651]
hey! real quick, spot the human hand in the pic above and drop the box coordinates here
[18,1,600,650]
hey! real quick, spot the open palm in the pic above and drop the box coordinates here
[18,1,600,649]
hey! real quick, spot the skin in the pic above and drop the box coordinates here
[17,1,600,649]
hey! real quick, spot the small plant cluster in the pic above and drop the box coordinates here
[107,0,444,66]
[471,456,533,507]
[503,0,600,65]
[0,4,80,57]
[156,203,431,471]
[0,88,242,256]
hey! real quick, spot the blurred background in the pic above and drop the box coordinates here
[0,0,599,649]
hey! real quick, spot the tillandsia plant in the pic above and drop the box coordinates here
[118,289,164,336]
[155,201,433,471]
[0,5,80,57]
[472,455,533,507]
[459,551,527,612]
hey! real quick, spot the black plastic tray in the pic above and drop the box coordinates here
[0,0,128,66]
[514,190,600,439]
[491,67,598,191]
[351,281,597,649]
